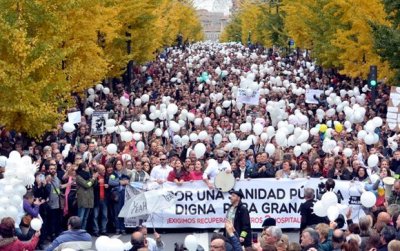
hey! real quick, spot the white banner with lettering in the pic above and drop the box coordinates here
[237,88,260,105]
[135,178,365,229]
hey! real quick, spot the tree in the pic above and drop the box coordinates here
[371,0,400,83]
[0,0,203,137]
[331,0,393,80]
[0,0,118,137]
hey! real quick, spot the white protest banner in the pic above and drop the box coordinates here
[68,111,81,124]
[305,89,324,104]
[237,88,260,105]
[91,111,108,135]
[143,178,364,229]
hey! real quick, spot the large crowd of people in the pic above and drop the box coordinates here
[0,41,400,251]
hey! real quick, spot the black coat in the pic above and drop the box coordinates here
[231,202,252,247]
[299,199,326,232]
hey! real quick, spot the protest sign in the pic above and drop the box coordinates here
[305,89,324,104]
[387,86,400,131]
[67,111,81,124]
[237,88,260,105]
[91,111,108,135]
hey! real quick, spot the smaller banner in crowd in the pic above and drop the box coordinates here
[128,178,365,229]
[305,89,324,104]
[387,86,400,131]
[91,111,108,135]
[67,111,81,124]
[237,88,260,105]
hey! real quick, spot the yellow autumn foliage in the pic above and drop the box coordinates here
[0,0,203,137]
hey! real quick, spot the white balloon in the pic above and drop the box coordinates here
[239,140,251,151]
[30,218,43,231]
[293,146,302,157]
[0,156,7,167]
[155,128,162,137]
[181,135,190,145]
[108,238,125,251]
[63,122,75,133]
[184,235,198,251]
[84,107,94,116]
[229,133,237,142]
[106,144,118,154]
[141,94,150,103]
[313,200,327,217]
[95,236,110,251]
[253,123,264,136]
[198,131,208,141]
[120,131,133,142]
[367,154,379,167]
[103,87,110,95]
[194,143,206,158]
[327,205,340,221]
[321,191,338,208]
[343,148,353,157]
[215,106,222,115]
[360,191,377,208]
[214,133,222,146]
[265,143,276,156]
[136,141,145,152]
[190,133,198,142]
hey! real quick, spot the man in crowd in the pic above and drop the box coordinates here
[203,150,231,189]
[124,225,164,251]
[300,228,319,251]
[299,188,326,233]
[150,154,172,185]
[45,216,91,251]
[46,162,62,240]
[226,190,251,248]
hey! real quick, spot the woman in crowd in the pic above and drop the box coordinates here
[108,159,130,234]
[190,160,204,181]
[296,160,311,178]
[310,163,323,178]
[76,162,97,230]
[327,157,351,180]
[0,217,39,251]
[167,159,191,185]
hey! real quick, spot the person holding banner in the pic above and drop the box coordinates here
[203,151,231,189]
[226,190,252,248]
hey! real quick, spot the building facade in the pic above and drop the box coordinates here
[197,9,229,41]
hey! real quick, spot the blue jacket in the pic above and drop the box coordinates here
[45,230,91,251]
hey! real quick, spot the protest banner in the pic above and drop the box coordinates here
[135,178,365,229]
[91,111,108,135]
[237,88,260,105]
[305,89,324,104]
[387,86,400,131]
[67,111,81,124]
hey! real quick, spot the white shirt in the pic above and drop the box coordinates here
[124,237,164,251]
[203,159,231,181]
[239,167,246,180]
[150,164,173,182]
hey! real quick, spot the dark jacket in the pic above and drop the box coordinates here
[76,175,97,208]
[299,199,326,232]
[232,202,252,247]
[233,168,252,179]
[251,162,275,178]
[327,168,352,180]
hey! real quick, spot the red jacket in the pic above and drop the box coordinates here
[0,235,39,251]
[190,170,203,181]
[167,170,191,182]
